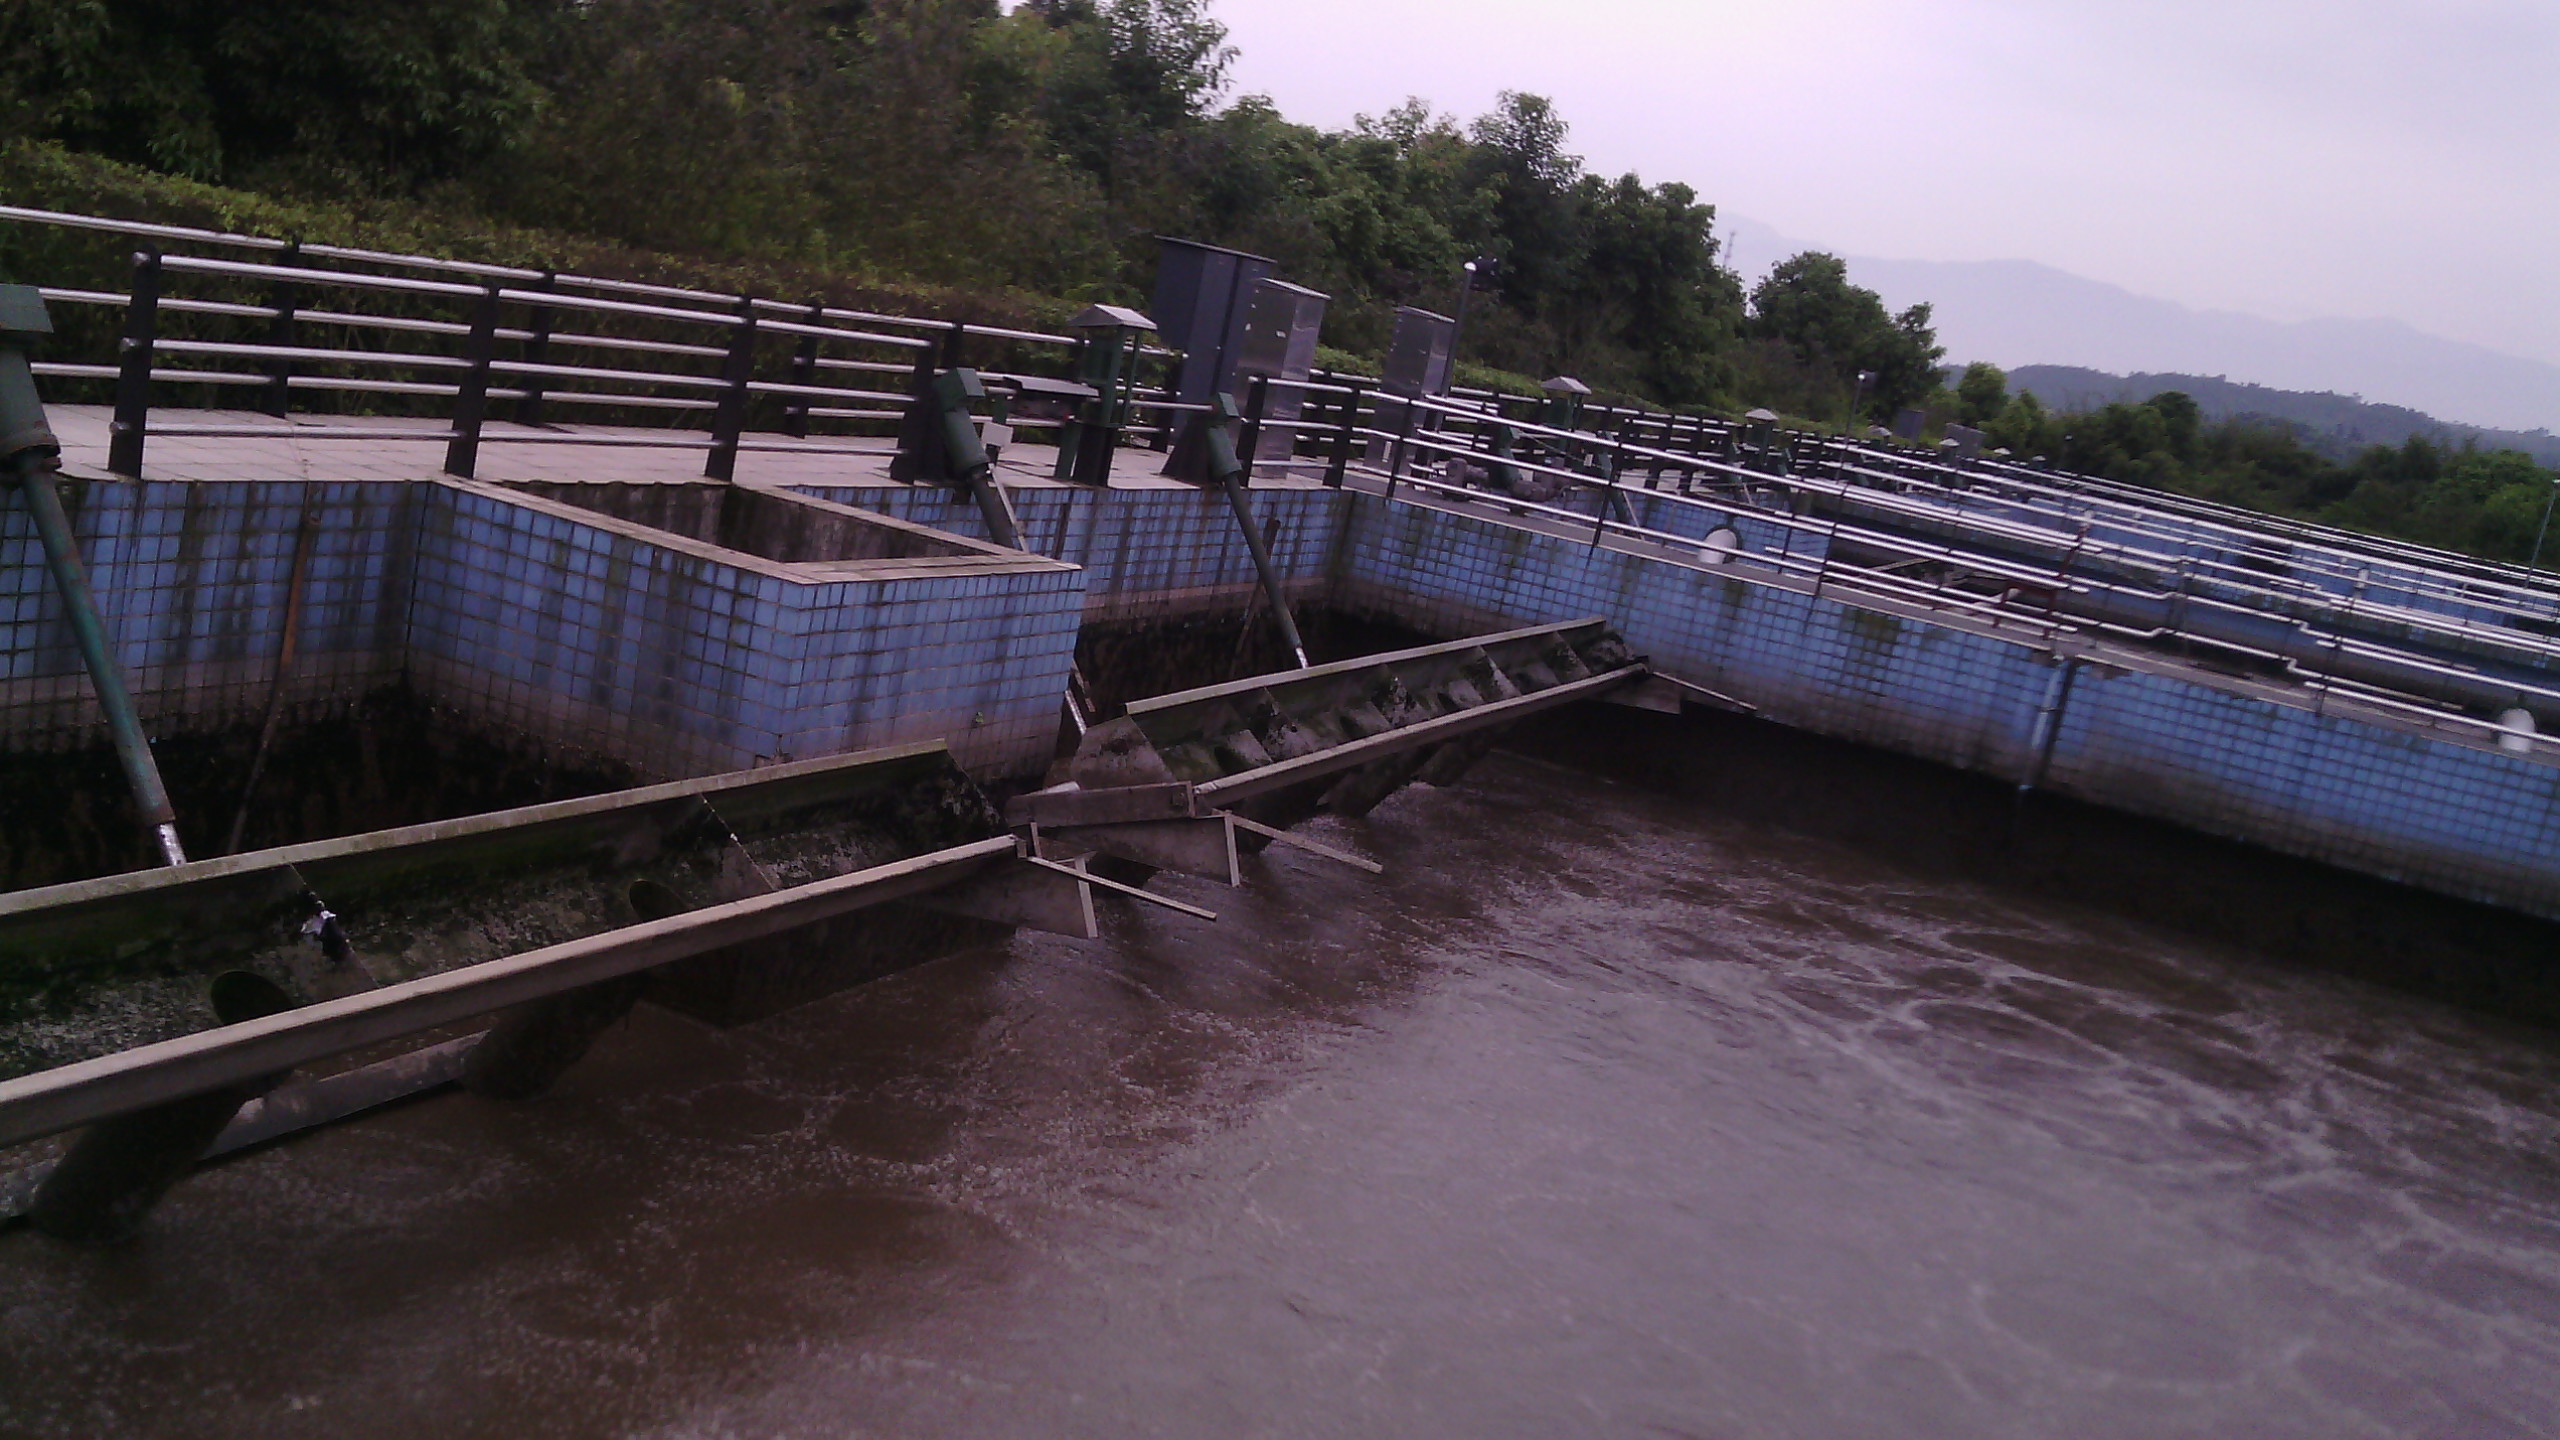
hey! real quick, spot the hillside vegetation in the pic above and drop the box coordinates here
[2001,366,2560,470]
[1955,366,2560,566]
[3,0,2553,564]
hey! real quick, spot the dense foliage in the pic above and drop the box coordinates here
[1966,368,2560,564]
[3,0,2551,561]
[1,0,1764,402]
[1741,253,1943,425]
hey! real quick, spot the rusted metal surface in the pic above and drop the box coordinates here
[1091,619,1644,810]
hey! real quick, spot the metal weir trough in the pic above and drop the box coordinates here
[1014,620,1651,875]
[0,619,1628,1239]
[0,742,1072,1236]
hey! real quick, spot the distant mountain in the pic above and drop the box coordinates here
[1991,366,2560,468]
[1719,217,2560,436]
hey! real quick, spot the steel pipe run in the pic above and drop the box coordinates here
[1807,483,2560,684]
[2046,581,2560,729]
[1393,395,2560,729]
[3,286,186,865]
[11,467,186,866]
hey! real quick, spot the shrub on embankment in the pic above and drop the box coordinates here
[0,141,1075,334]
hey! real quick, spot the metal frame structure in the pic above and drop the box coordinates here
[1216,370,2560,757]
[2,205,1185,486]
[12,206,2560,755]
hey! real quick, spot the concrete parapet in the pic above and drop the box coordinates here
[3,473,1087,785]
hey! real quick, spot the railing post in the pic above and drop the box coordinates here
[107,250,160,478]
[260,238,301,418]
[1325,381,1364,488]
[512,270,557,427]
[781,299,825,438]
[1487,421,1523,494]
[1592,444,1631,545]
[1149,350,1178,453]
[443,284,502,480]
[889,325,949,482]
[1237,373,1270,484]
[704,294,759,481]
[1386,395,1418,493]
[2316,569,2368,717]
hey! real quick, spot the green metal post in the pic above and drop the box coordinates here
[13,463,185,866]
[2,284,187,867]
[1204,392,1310,670]
[1486,421,1523,493]
[931,367,1022,550]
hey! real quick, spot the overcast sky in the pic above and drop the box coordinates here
[1209,0,2560,369]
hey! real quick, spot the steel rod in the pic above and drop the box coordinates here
[11,454,186,865]
[222,493,323,854]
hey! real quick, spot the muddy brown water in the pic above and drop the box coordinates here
[3,752,2558,1438]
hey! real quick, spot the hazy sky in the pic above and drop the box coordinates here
[1210,0,2560,368]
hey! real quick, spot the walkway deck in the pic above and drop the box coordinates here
[44,405,1335,494]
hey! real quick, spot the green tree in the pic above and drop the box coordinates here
[1464,91,1584,310]
[2149,389,2200,458]
[1985,390,2056,456]
[4,3,1771,408]
[5,0,551,189]
[1025,0,1231,195]
[1955,362,2006,426]
[1558,174,1735,404]
[1744,252,1942,422]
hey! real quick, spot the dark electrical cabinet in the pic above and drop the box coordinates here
[1235,280,1329,465]
[1151,237,1276,407]
[1382,307,1455,399]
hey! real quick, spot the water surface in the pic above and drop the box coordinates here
[3,753,2557,1438]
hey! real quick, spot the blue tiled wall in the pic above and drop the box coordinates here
[0,479,415,745]
[2044,665,2560,910]
[3,477,1086,781]
[405,485,1086,779]
[802,484,1349,622]
[1332,489,2560,919]
[11,467,2559,921]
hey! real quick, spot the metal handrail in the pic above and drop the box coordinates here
[1298,386,2560,733]
[1379,390,2560,679]
[18,206,2547,718]
[157,253,487,298]
[8,206,1192,491]
[1370,454,2560,734]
